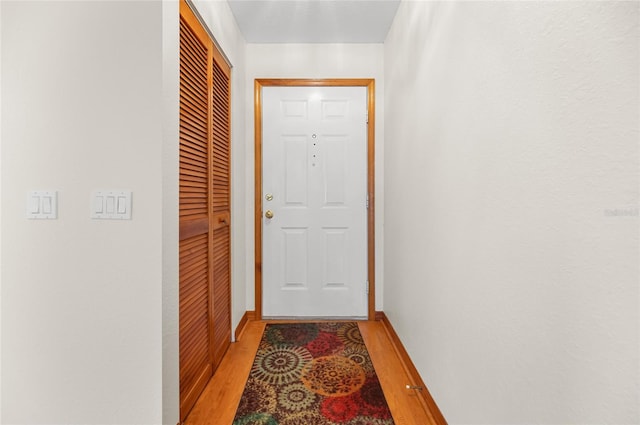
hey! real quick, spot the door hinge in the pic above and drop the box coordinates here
[366,194,369,209]
[366,280,369,295]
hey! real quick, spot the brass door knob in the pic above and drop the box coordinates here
[265,210,274,219]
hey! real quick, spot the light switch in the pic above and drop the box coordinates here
[117,196,126,214]
[94,196,104,213]
[91,190,132,220]
[29,196,40,214]
[42,196,52,214]
[27,191,57,219]
[106,196,115,214]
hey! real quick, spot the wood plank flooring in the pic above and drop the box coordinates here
[184,320,442,425]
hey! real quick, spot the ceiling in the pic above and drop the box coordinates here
[226,0,401,43]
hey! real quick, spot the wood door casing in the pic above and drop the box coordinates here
[254,79,376,321]
[179,0,231,422]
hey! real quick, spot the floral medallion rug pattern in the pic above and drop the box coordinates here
[233,322,395,425]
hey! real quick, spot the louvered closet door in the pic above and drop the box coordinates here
[210,52,231,370]
[179,0,231,421]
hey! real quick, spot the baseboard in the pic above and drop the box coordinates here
[376,312,448,425]
[234,310,256,341]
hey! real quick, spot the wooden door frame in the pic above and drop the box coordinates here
[254,78,376,321]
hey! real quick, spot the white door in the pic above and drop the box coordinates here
[262,86,368,318]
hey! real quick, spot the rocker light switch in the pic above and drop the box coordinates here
[27,191,57,219]
[91,190,132,220]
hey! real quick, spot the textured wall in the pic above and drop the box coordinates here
[384,1,639,423]
[162,0,180,422]
[2,1,164,423]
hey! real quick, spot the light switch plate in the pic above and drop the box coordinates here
[91,190,132,220]
[27,191,58,219]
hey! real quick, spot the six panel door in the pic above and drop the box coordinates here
[262,86,368,318]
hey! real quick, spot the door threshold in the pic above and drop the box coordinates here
[262,316,368,321]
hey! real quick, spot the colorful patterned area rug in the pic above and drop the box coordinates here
[233,322,395,425]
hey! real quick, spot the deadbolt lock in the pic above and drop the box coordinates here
[265,193,273,201]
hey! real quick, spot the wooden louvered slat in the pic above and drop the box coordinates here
[180,114,208,136]
[181,163,208,175]
[180,183,207,193]
[181,198,208,207]
[179,8,209,227]
[180,149,209,165]
[212,150,229,160]
[180,201,207,208]
[181,177,207,186]
[180,57,207,85]
[179,133,207,154]
[180,209,207,219]
[180,291,208,333]
[211,62,230,216]
[179,120,208,140]
[212,122,229,135]
[212,140,229,151]
[212,226,231,368]
[180,197,207,208]
[180,168,207,179]
[211,118,229,138]
[180,185,207,193]
[181,88,208,114]
[180,38,207,68]
[211,141,229,152]
[180,207,207,221]
[181,19,207,52]
[212,166,229,176]
[180,195,208,203]
[212,130,228,140]
[211,161,228,171]
[180,157,207,170]
[180,69,207,96]
[180,183,207,191]
[180,259,208,285]
[180,65,207,92]
[178,233,209,413]
[180,137,207,153]
[181,44,207,74]
[180,97,208,122]
[180,67,207,94]
[181,122,206,142]
[180,259,209,282]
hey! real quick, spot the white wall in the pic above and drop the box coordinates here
[2,1,164,423]
[0,1,3,419]
[245,43,386,311]
[384,1,639,423]
[162,0,180,423]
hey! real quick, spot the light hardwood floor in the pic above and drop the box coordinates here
[185,320,444,425]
